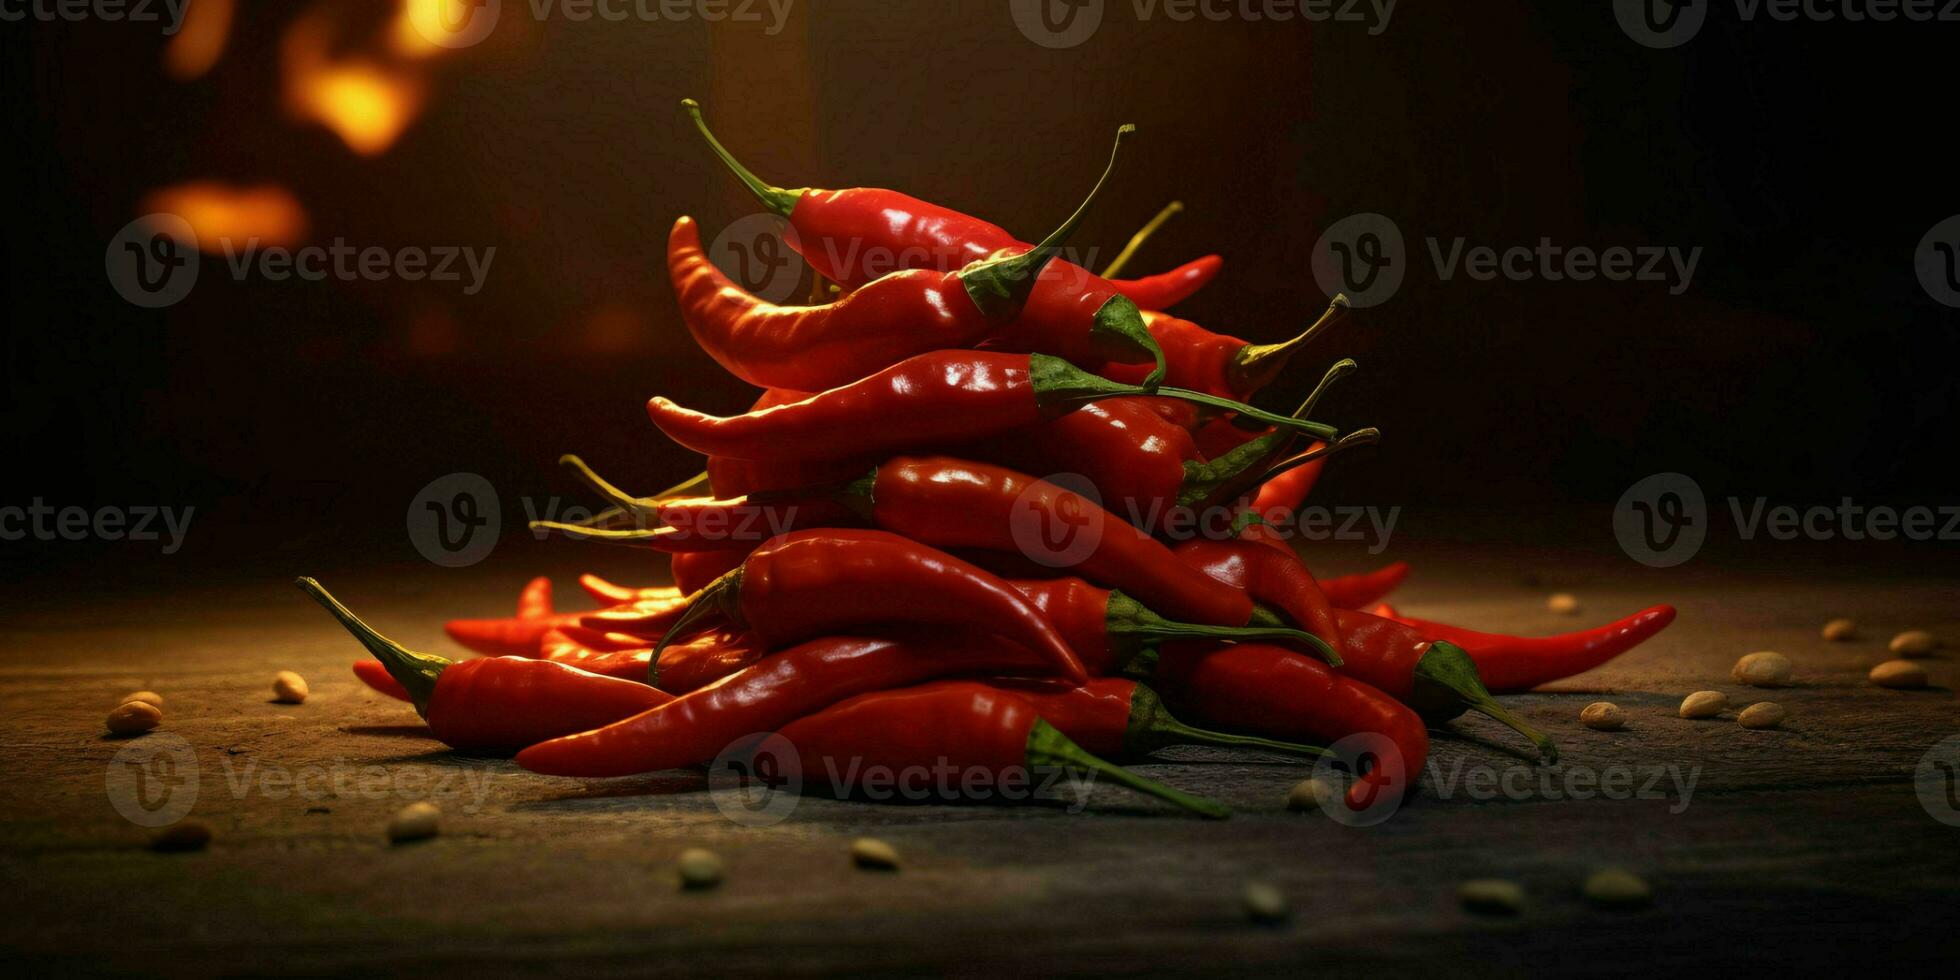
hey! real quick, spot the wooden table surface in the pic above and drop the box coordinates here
[4,537,1957,975]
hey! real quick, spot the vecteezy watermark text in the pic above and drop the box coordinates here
[0,0,187,32]
[1427,757,1701,813]
[408,0,796,49]
[1,499,193,554]
[1617,0,1960,49]
[1010,0,1396,49]
[1615,472,1960,567]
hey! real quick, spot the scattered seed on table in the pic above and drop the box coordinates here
[1889,630,1938,657]
[1583,868,1651,909]
[272,671,309,704]
[1286,778,1335,812]
[1547,593,1580,615]
[1869,660,1928,689]
[1458,879,1524,916]
[388,801,441,843]
[106,700,162,736]
[1678,690,1727,719]
[1242,882,1290,924]
[1737,702,1787,730]
[850,837,900,870]
[1579,702,1625,731]
[149,820,212,852]
[677,847,724,890]
[1731,651,1792,687]
[1820,618,1856,641]
[121,691,164,709]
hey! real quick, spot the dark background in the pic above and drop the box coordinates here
[3,0,1955,585]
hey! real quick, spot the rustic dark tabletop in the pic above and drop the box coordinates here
[4,536,1957,976]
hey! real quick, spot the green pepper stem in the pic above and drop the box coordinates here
[529,520,669,542]
[293,578,444,714]
[1292,358,1358,421]
[1028,354,1336,440]
[962,124,1135,319]
[1178,428,1292,510]
[1106,590,1341,666]
[1024,718,1230,819]
[649,570,746,684]
[1124,682,1325,760]
[1412,641,1559,764]
[1252,428,1381,487]
[1153,386,1339,441]
[1099,200,1183,279]
[1226,294,1352,396]
[680,99,803,219]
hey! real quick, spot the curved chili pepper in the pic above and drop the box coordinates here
[772,681,1229,818]
[1153,641,1425,813]
[1010,576,1337,673]
[994,677,1324,761]
[1239,459,1328,550]
[578,574,681,606]
[1172,543,1553,760]
[645,350,1337,462]
[1368,604,1679,694]
[1098,298,1350,399]
[669,126,1154,392]
[672,548,747,595]
[655,529,1088,685]
[515,631,1054,777]
[352,659,412,701]
[1319,561,1411,609]
[1171,539,1343,660]
[443,576,585,658]
[1107,255,1223,311]
[298,579,669,753]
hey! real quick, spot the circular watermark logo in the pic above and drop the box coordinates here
[1009,0,1104,49]
[1914,214,1960,309]
[1008,472,1105,569]
[408,472,501,568]
[408,0,501,49]
[1311,213,1405,308]
[1307,732,1406,827]
[708,213,804,304]
[105,732,200,828]
[1613,0,1707,49]
[106,213,199,309]
[1916,734,1960,827]
[1613,472,1707,568]
[708,732,802,827]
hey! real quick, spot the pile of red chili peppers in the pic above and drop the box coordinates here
[305,102,1677,821]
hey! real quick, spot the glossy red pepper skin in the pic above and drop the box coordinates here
[1113,255,1223,311]
[578,574,680,606]
[770,680,1230,818]
[516,632,1054,778]
[669,217,1027,392]
[300,580,670,754]
[863,457,1256,627]
[997,677,1326,761]
[1172,539,1343,656]
[672,548,747,594]
[1319,562,1410,609]
[443,577,583,658]
[1370,604,1678,693]
[1006,576,1328,676]
[1100,311,1258,398]
[352,659,412,701]
[668,529,1088,685]
[1154,642,1425,812]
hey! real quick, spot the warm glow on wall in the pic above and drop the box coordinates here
[162,0,235,81]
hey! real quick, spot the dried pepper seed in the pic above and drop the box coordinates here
[1242,882,1290,924]
[121,691,164,709]
[1458,879,1524,915]
[1737,702,1787,730]
[1820,619,1856,641]
[1583,869,1651,909]
[272,671,310,704]
[1286,778,1336,812]
[1580,702,1625,731]
[1869,660,1928,689]
[677,847,724,889]
[1731,651,1792,687]
[850,837,900,870]
[1889,630,1938,657]
[1547,593,1580,615]
[1678,691,1727,719]
[107,700,162,736]
[388,801,441,843]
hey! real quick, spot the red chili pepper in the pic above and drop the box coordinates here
[516,631,1054,778]
[668,126,1156,392]
[1367,604,1679,694]
[1109,255,1223,311]
[1172,542,1552,760]
[1319,562,1411,609]
[685,99,1203,337]
[1011,576,1336,674]
[995,677,1325,761]
[298,579,668,753]
[352,659,412,701]
[656,529,1089,685]
[770,680,1229,818]
[578,574,680,606]
[672,548,747,595]
[442,576,585,658]
[1153,642,1424,813]
[1096,299,1350,399]
[645,350,1336,463]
